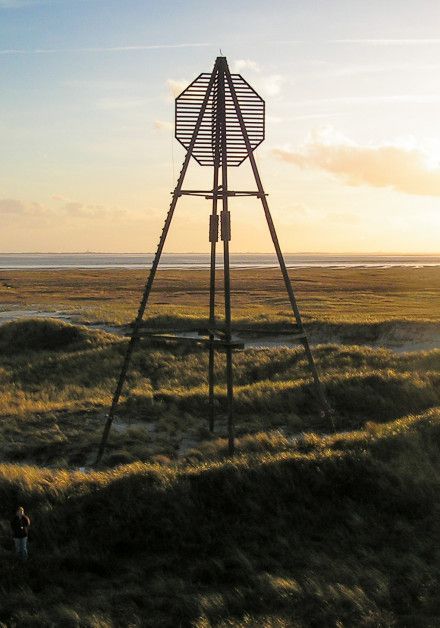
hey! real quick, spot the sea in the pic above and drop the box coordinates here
[0,253,439,270]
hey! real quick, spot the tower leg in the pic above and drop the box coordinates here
[95,181,183,464]
[219,61,235,456]
[208,341,215,432]
[225,69,333,428]
[261,200,333,424]
[222,222,234,455]
[95,68,219,465]
[208,164,220,432]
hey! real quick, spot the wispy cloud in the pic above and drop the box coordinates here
[273,130,440,197]
[0,198,47,215]
[0,0,47,7]
[166,78,188,99]
[59,201,126,219]
[154,119,173,132]
[271,38,440,46]
[0,42,210,55]
[257,74,285,97]
[326,211,361,225]
[231,59,284,97]
[300,62,440,79]
[287,94,440,107]
[233,59,260,73]
[330,39,440,46]
[268,112,347,125]
[1,196,128,221]
[96,96,150,111]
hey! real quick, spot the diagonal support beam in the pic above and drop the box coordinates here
[208,69,222,434]
[95,63,221,464]
[225,68,334,428]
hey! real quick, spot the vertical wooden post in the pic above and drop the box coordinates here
[219,59,235,455]
[208,163,219,432]
[208,75,222,434]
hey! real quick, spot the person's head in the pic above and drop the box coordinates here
[16,506,24,517]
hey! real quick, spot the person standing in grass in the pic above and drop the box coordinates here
[11,506,31,561]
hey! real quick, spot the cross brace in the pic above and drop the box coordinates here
[178,190,267,199]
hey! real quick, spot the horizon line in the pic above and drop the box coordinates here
[1,252,440,256]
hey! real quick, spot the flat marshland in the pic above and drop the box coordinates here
[2,266,440,325]
[1,266,440,626]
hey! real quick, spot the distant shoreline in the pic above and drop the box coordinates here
[0,252,440,270]
[1,252,439,256]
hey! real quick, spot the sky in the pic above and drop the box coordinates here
[1,0,440,253]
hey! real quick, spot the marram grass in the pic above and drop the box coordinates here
[0,305,439,625]
[1,408,440,626]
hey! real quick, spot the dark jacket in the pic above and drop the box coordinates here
[11,515,30,539]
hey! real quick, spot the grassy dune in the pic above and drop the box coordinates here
[1,319,440,467]
[0,267,439,625]
[1,409,440,626]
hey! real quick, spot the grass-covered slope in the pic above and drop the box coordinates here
[0,311,439,625]
[1,409,440,626]
[1,320,440,467]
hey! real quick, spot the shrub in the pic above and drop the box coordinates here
[0,319,114,355]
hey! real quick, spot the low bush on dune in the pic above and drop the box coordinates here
[0,318,115,354]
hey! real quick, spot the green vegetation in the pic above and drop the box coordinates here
[0,318,114,354]
[1,409,440,626]
[1,318,440,468]
[0,267,439,625]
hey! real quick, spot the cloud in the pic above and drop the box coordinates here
[154,119,174,131]
[300,62,440,80]
[0,42,210,55]
[59,200,126,219]
[258,74,285,97]
[166,78,188,99]
[63,79,141,90]
[273,131,440,197]
[330,39,440,46]
[231,59,284,97]
[0,198,26,213]
[96,97,149,111]
[1,196,129,222]
[326,211,361,225]
[233,59,260,73]
[0,198,48,215]
[285,94,440,108]
[270,38,440,46]
[0,197,75,218]
[245,74,286,98]
[0,0,46,7]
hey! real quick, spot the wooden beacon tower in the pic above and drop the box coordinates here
[96,56,331,463]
